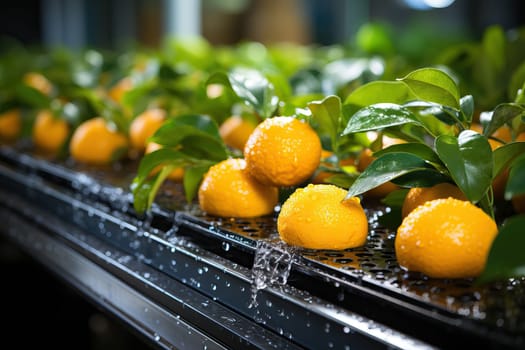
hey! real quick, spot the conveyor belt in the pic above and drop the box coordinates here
[0,144,523,349]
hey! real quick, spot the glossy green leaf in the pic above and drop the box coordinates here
[505,153,525,199]
[131,148,191,214]
[342,103,421,135]
[399,67,460,108]
[308,95,341,152]
[483,103,525,138]
[374,142,443,169]
[435,130,493,202]
[345,152,431,198]
[207,69,279,118]
[150,114,228,161]
[391,169,451,187]
[183,163,214,203]
[179,135,229,161]
[477,215,525,284]
[343,80,414,117]
[460,94,474,124]
[492,142,525,177]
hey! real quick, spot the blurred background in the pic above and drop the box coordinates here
[1,0,524,50]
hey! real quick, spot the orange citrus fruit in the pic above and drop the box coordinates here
[401,182,467,218]
[219,115,257,151]
[395,198,498,279]
[108,77,133,104]
[32,110,70,153]
[129,108,166,152]
[69,117,129,165]
[244,116,322,187]
[145,142,184,182]
[198,158,278,218]
[277,184,368,250]
[0,109,22,142]
[23,72,53,96]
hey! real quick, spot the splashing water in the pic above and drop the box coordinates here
[249,240,297,308]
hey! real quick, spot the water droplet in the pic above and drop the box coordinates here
[343,326,350,334]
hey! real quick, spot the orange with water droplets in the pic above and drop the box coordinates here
[244,116,322,187]
[277,184,368,250]
[401,182,467,218]
[198,158,278,218]
[396,197,498,279]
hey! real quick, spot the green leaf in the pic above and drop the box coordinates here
[374,142,443,169]
[131,148,191,214]
[14,84,51,109]
[381,188,409,208]
[183,163,213,203]
[460,95,474,124]
[342,103,421,135]
[345,152,432,198]
[483,103,525,138]
[399,67,460,108]
[392,169,451,188]
[150,114,228,161]
[308,95,341,152]
[509,61,525,102]
[505,154,525,199]
[180,135,229,161]
[492,142,525,177]
[207,68,279,118]
[343,81,415,120]
[435,130,493,202]
[482,25,506,73]
[477,215,525,284]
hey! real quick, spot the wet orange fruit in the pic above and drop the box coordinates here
[401,182,467,218]
[198,158,278,218]
[395,198,498,279]
[32,110,70,153]
[244,116,322,187]
[0,109,22,142]
[219,115,257,151]
[277,184,368,250]
[145,142,184,182]
[129,108,166,152]
[69,117,129,165]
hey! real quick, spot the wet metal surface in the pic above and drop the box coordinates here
[0,144,524,349]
